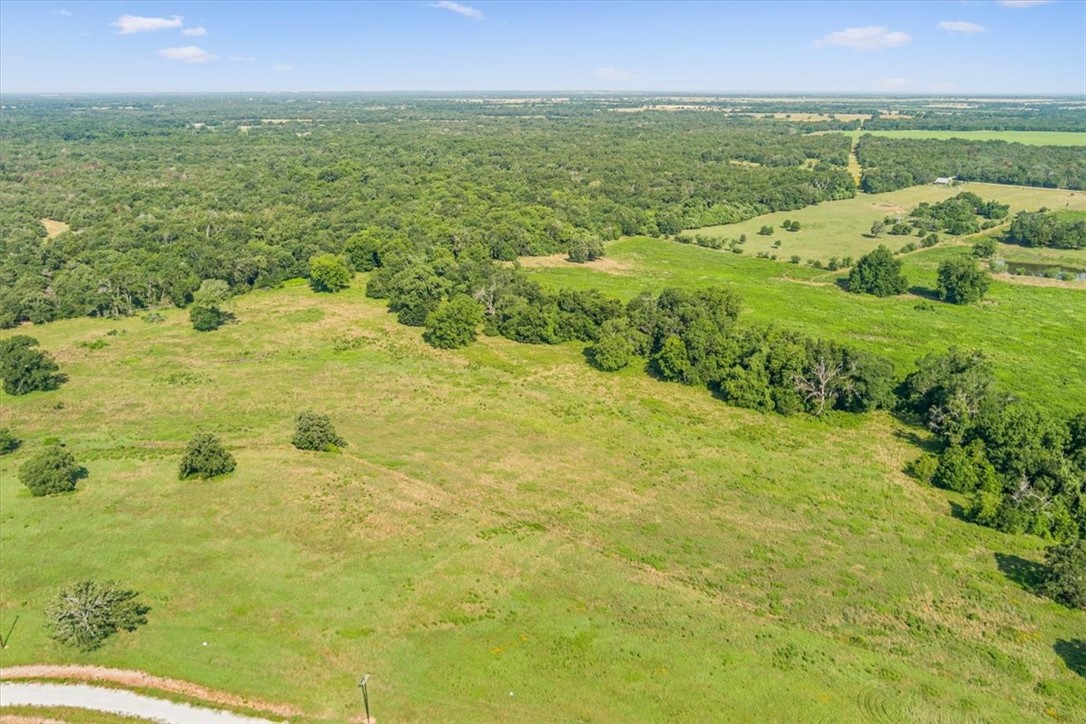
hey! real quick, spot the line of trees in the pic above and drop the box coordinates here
[1004,211,1086,250]
[857,136,1086,192]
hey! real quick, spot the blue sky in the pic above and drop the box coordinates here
[1,1,1082,94]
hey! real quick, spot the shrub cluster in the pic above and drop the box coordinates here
[178,433,236,479]
[292,412,346,452]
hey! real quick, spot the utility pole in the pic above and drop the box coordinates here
[357,674,372,723]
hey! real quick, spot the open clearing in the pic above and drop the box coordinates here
[860,130,1086,147]
[2,276,1084,721]
[38,220,69,240]
[688,182,1086,263]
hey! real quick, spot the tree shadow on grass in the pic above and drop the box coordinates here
[948,500,970,522]
[834,278,850,292]
[908,285,941,301]
[892,427,941,455]
[994,552,1047,596]
[1054,640,1086,679]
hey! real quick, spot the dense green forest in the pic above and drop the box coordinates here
[1,96,859,327]
[857,135,1086,192]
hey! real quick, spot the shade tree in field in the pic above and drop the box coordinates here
[897,347,996,443]
[292,412,346,452]
[567,236,605,263]
[178,433,236,479]
[46,581,149,651]
[847,246,909,297]
[19,445,85,496]
[937,256,990,304]
[189,279,235,331]
[0,335,66,395]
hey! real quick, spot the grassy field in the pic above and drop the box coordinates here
[524,237,1086,417]
[860,130,1086,147]
[2,276,1084,722]
[687,183,1086,264]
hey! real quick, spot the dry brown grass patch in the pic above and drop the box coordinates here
[39,219,70,240]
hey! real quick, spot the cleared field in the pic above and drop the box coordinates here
[690,182,1086,262]
[525,237,1086,417]
[39,218,70,240]
[861,130,1086,147]
[2,278,1084,721]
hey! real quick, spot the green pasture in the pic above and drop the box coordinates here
[1,277,1084,721]
[525,237,1086,417]
[688,183,1086,263]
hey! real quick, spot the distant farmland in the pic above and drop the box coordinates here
[860,130,1086,147]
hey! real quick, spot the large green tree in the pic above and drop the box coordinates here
[423,295,484,349]
[0,335,66,395]
[19,445,84,496]
[937,256,990,304]
[847,245,908,297]
[178,433,236,480]
[308,254,352,293]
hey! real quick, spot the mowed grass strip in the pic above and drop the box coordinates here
[1,281,1084,721]
[687,182,1086,263]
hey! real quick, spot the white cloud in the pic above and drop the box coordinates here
[158,46,216,64]
[429,1,484,21]
[938,20,986,34]
[51,9,72,16]
[813,26,912,51]
[228,55,255,63]
[998,1,1052,7]
[181,26,207,37]
[878,78,916,92]
[594,67,634,81]
[273,63,293,73]
[113,15,183,34]
[933,81,957,93]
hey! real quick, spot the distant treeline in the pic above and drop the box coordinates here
[1,102,856,327]
[864,107,1086,133]
[857,135,1086,192]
